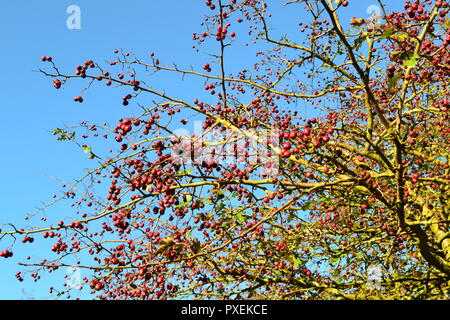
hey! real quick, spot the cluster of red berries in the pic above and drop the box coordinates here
[205,0,216,10]
[75,60,95,78]
[53,79,61,89]
[90,280,105,291]
[280,141,292,158]
[41,56,52,62]
[112,211,130,231]
[436,1,449,8]
[204,83,216,95]
[387,64,396,78]
[15,272,23,282]
[21,236,34,243]
[122,93,132,106]
[216,26,227,41]
[421,41,439,55]
[204,83,215,90]
[73,96,83,103]
[437,100,450,112]
[0,250,13,258]
[67,222,84,229]
[107,179,122,206]
[443,34,450,46]
[114,118,139,142]
[406,1,424,18]
[51,240,68,253]
[43,231,60,238]
[411,172,420,184]
[203,63,212,72]
[129,79,141,91]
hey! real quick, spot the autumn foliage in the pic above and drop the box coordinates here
[2,0,450,299]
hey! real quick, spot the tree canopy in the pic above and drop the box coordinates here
[1,0,450,300]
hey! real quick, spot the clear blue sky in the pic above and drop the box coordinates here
[0,0,402,299]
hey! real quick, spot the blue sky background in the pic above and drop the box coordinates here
[0,0,403,299]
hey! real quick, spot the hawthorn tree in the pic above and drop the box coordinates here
[1,0,450,300]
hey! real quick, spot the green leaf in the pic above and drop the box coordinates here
[236,211,247,223]
[390,51,402,56]
[355,252,364,259]
[273,270,282,277]
[176,169,193,176]
[390,33,409,41]
[191,238,201,254]
[380,28,393,39]
[353,35,366,50]
[82,145,92,153]
[388,73,402,91]
[293,257,301,269]
[441,18,450,30]
[379,28,408,42]
[52,128,75,141]
[215,202,225,212]
[52,128,62,135]
[403,53,419,68]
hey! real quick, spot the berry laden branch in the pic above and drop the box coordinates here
[1,0,450,300]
